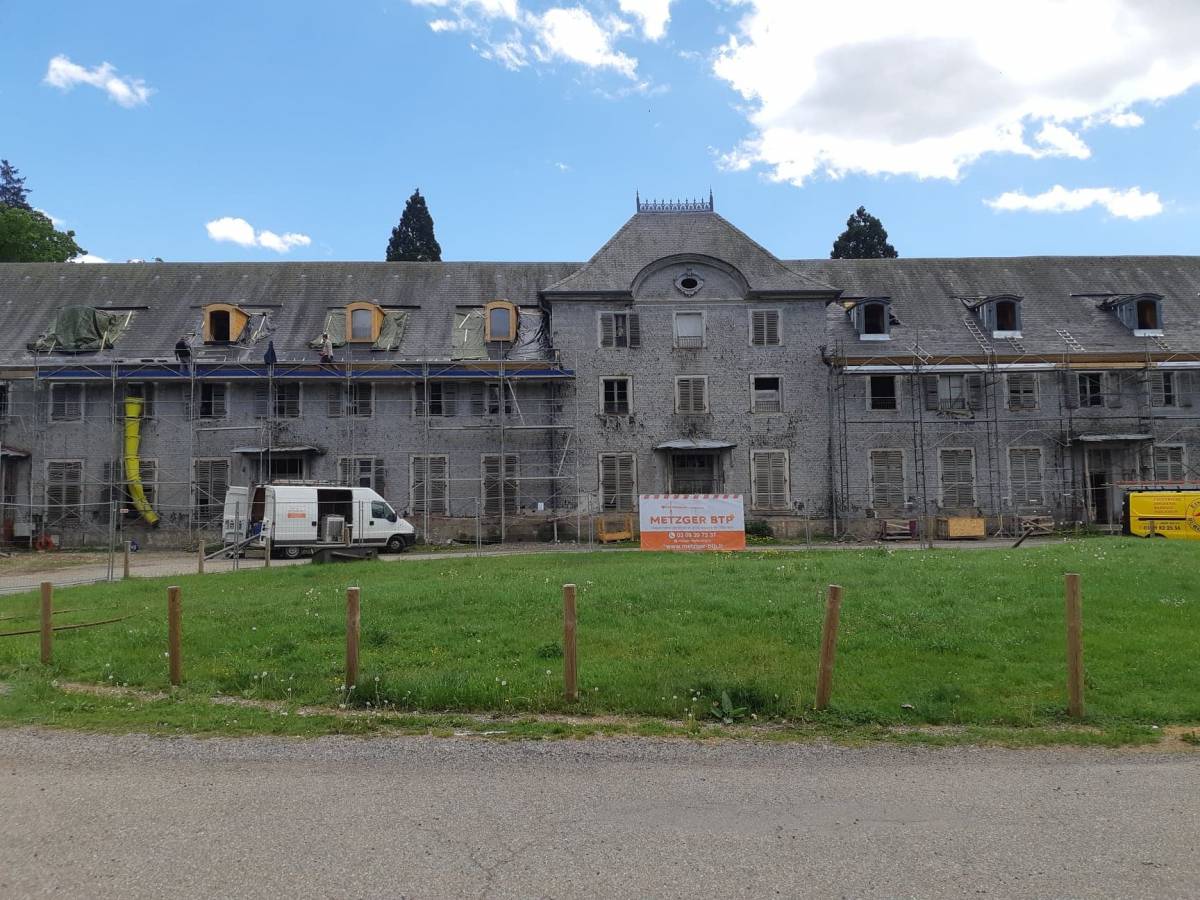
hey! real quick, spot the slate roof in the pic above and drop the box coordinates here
[0,261,578,366]
[543,211,838,296]
[793,256,1200,358]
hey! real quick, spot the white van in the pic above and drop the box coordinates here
[223,484,415,559]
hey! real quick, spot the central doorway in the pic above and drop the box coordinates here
[670,452,721,493]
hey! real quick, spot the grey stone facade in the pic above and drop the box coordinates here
[1,202,1198,547]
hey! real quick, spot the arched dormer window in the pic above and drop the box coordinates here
[203,303,250,344]
[1102,293,1163,336]
[346,302,384,343]
[975,295,1022,336]
[847,298,893,341]
[484,300,518,343]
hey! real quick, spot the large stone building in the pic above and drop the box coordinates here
[1,197,1198,546]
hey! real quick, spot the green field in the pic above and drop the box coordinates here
[0,540,1197,740]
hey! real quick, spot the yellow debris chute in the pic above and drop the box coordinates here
[123,397,160,527]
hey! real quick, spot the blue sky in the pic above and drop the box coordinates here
[4,0,1200,263]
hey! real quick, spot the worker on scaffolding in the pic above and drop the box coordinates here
[318,332,334,365]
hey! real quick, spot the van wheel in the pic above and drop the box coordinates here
[282,545,302,560]
[386,534,406,553]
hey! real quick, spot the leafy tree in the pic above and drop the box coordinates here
[0,160,32,210]
[386,188,442,262]
[830,206,898,259]
[0,207,85,262]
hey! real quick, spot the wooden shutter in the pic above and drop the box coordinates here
[442,382,458,417]
[676,377,706,413]
[1154,446,1184,482]
[966,374,984,410]
[1105,372,1123,408]
[1009,448,1043,506]
[626,313,641,348]
[482,454,518,515]
[940,449,975,508]
[599,453,635,511]
[338,458,352,485]
[253,385,269,418]
[46,461,82,525]
[1065,373,1080,409]
[924,376,940,411]
[599,313,615,348]
[194,459,229,523]
[373,458,387,497]
[327,384,344,417]
[751,310,780,346]
[1150,372,1173,407]
[752,450,788,509]
[869,450,904,509]
[469,383,485,415]
[412,455,448,514]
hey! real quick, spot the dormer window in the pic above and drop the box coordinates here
[972,295,1023,337]
[1102,293,1163,336]
[994,298,1019,333]
[848,298,893,341]
[346,302,384,343]
[484,300,518,343]
[203,304,249,344]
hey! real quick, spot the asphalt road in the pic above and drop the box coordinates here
[1,730,1197,899]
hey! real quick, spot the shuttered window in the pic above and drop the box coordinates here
[45,460,83,526]
[50,383,83,422]
[1150,372,1176,408]
[411,455,449,514]
[1008,448,1044,506]
[869,450,905,509]
[349,383,373,417]
[750,310,781,346]
[599,453,636,511]
[925,374,983,411]
[197,383,227,419]
[339,457,386,494]
[675,376,708,414]
[256,384,300,417]
[673,312,704,349]
[599,312,640,348]
[482,454,519,515]
[327,384,344,418]
[415,382,458,417]
[1006,373,1039,410]
[601,378,631,415]
[751,450,789,509]
[1154,445,1185,482]
[939,449,976,508]
[752,376,781,413]
[1076,372,1105,407]
[193,459,229,524]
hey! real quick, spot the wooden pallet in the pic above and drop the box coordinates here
[880,519,917,541]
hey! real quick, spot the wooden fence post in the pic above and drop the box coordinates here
[563,583,578,702]
[39,581,53,665]
[167,585,182,686]
[197,543,205,575]
[346,587,360,690]
[123,540,131,579]
[814,584,843,710]
[1065,573,1084,719]
[264,537,272,568]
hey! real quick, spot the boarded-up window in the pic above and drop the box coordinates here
[482,454,518,515]
[45,460,83,526]
[675,376,708,414]
[1009,448,1044,506]
[599,312,640,348]
[193,459,229,524]
[750,310,780,346]
[1006,373,1038,410]
[1154,445,1185,482]
[939,449,976,508]
[411,455,449,514]
[869,450,905,509]
[50,383,83,422]
[599,452,636,511]
[339,457,386,494]
[1150,372,1176,408]
[751,450,789,509]
[674,312,704,349]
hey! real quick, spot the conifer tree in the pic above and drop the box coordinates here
[386,189,442,262]
[830,206,898,259]
[0,160,32,210]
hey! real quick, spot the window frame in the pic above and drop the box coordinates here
[598,452,637,511]
[202,303,250,344]
[44,459,84,527]
[192,457,230,524]
[339,456,385,491]
[599,376,632,416]
[750,449,790,510]
[867,375,898,411]
[869,448,907,510]
[674,375,709,415]
[748,309,782,347]
[1007,446,1045,507]
[751,374,783,414]
[1076,371,1106,408]
[348,382,374,418]
[1150,371,1176,408]
[1153,444,1186,482]
[856,301,892,341]
[484,300,518,343]
[345,302,384,344]
[672,310,706,349]
[410,454,450,515]
[938,447,977,509]
[49,382,83,423]
[273,382,302,418]
[197,382,228,420]
[598,310,640,349]
[1005,372,1039,411]
[124,382,155,419]
[481,453,519,516]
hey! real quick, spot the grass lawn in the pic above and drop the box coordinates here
[0,539,1197,739]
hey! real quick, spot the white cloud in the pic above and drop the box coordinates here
[44,55,152,107]
[713,1,1200,184]
[985,185,1164,220]
[205,217,312,253]
[618,0,672,40]
[532,8,637,77]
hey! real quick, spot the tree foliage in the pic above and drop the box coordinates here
[0,207,85,262]
[386,189,442,262]
[830,206,898,259]
[0,160,32,211]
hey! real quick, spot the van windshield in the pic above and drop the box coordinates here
[371,500,393,519]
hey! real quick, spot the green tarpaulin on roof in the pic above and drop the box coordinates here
[29,306,130,352]
[308,309,408,351]
[451,310,486,360]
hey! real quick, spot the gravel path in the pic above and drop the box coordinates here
[1,728,1197,898]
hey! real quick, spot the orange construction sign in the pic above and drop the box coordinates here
[639,494,746,551]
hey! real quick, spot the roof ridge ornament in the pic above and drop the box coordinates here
[636,189,714,214]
